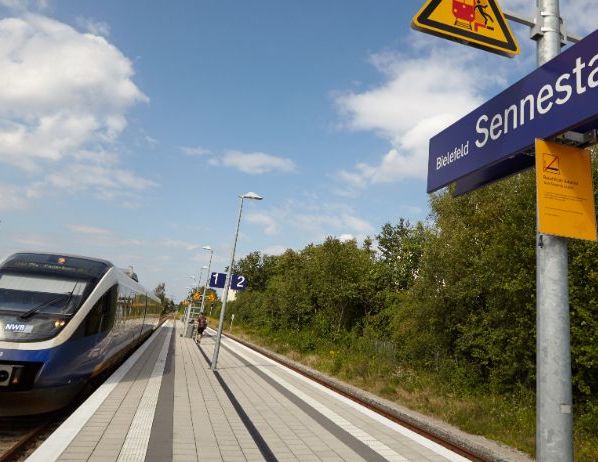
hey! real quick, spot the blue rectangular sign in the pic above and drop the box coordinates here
[209,272,226,289]
[428,28,598,193]
[231,274,247,291]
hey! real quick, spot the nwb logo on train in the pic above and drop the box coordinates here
[412,0,520,57]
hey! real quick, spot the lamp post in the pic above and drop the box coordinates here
[211,192,263,370]
[198,265,208,292]
[200,246,213,314]
[184,274,197,326]
[182,286,193,332]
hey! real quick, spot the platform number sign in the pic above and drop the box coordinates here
[209,272,226,289]
[231,274,247,291]
[208,272,248,291]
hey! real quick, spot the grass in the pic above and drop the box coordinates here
[227,322,598,462]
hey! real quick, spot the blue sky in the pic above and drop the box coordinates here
[0,0,593,300]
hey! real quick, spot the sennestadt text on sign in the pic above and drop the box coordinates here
[427,28,598,194]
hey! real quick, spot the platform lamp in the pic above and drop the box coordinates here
[211,192,263,370]
[199,246,213,315]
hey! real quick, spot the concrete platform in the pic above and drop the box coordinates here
[27,320,471,461]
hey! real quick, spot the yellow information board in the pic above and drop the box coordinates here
[412,0,519,57]
[535,139,597,241]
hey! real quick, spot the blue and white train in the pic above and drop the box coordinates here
[0,252,163,416]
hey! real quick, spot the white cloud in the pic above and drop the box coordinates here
[0,0,47,11]
[254,200,374,246]
[0,184,29,210]
[46,163,157,200]
[338,234,355,243]
[0,14,152,207]
[209,150,296,175]
[500,0,592,36]
[13,234,52,249]
[335,44,494,189]
[0,182,42,210]
[246,212,279,235]
[75,17,110,36]
[260,245,288,256]
[67,224,112,236]
[180,145,212,157]
[161,239,201,252]
[0,15,147,171]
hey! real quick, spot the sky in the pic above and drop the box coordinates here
[0,0,594,301]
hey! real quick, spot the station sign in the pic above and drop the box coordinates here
[412,0,519,57]
[535,139,597,241]
[427,27,598,193]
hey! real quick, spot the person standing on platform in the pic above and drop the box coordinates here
[196,313,208,343]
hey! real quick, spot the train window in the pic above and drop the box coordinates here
[100,286,117,332]
[84,285,117,336]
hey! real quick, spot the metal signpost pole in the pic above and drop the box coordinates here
[200,247,213,314]
[535,1,573,460]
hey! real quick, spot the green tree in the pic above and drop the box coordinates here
[234,251,277,291]
[154,282,167,306]
[404,171,538,389]
[375,219,429,291]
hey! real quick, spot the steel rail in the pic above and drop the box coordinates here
[0,422,49,462]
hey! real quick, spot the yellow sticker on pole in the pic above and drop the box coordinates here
[411,0,519,57]
[535,139,597,241]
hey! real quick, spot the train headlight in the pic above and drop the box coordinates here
[0,365,12,386]
[53,319,66,329]
[0,364,38,390]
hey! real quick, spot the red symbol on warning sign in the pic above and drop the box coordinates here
[453,0,495,32]
[543,153,560,174]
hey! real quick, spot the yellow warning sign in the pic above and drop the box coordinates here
[412,0,520,57]
[536,139,597,241]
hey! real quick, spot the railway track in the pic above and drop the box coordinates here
[221,331,489,462]
[0,418,52,462]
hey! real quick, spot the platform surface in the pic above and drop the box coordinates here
[27,320,471,462]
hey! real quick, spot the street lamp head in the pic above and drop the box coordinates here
[202,245,212,251]
[202,265,208,269]
[241,192,263,200]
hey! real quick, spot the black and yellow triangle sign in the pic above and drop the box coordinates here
[412,0,519,57]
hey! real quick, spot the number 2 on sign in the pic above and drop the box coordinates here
[236,276,245,288]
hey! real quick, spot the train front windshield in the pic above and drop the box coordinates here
[0,273,90,342]
[0,253,110,342]
[0,274,87,316]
